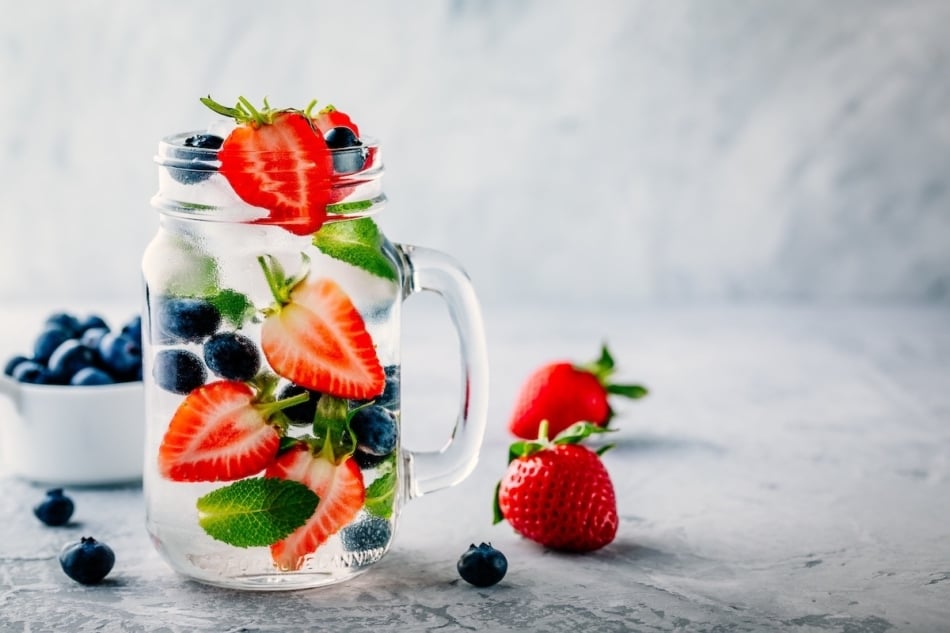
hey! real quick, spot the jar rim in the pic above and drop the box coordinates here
[152,131,386,230]
[155,131,381,170]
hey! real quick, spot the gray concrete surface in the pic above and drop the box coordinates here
[1,305,948,632]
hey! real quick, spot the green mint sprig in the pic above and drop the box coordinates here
[313,218,397,282]
[364,456,397,519]
[196,478,319,548]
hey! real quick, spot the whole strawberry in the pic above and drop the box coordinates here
[494,423,618,552]
[508,344,648,439]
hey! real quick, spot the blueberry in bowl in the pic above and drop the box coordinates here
[0,310,146,485]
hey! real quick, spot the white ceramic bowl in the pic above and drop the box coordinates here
[0,376,145,486]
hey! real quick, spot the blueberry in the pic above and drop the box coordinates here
[349,405,397,457]
[156,297,221,343]
[80,326,110,350]
[33,327,72,365]
[353,449,389,469]
[71,367,115,386]
[120,315,142,344]
[33,489,75,526]
[203,332,260,381]
[325,127,366,174]
[3,355,30,376]
[48,339,96,382]
[153,349,206,394]
[59,537,115,585]
[457,543,507,587]
[43,312,82,338]
[340,516,392,552]
[12,360,53,384]
[168,134,223,185]
[278,383,322,426]
[77,314,109,333]
[351,365,400,411]
[97,332,142,378]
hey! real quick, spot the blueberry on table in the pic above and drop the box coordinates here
[59,537,115,585]
[203,332,260,381]
[70,367,115,386]
[156,297,221,343]
[33,489,75,526]
[340,516,392,552]
[457,543,507,587]
[325,126,366,174]
[349,405,398,457]
[33,327,72,365]
[97,332,142,378]
[278,383,322,427]
[153,349,207,394]
[48,339,96,383]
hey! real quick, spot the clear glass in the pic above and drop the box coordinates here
[142,133,488,590]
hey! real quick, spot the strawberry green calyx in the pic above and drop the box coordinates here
[258,254,311,309]
[246,373,311,435]
[279,396,361,466]
[313,395,359,464]
[201,95,288,128]
[581,344,650,400]
[508,421,613,463]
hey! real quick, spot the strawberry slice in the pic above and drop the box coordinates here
[266,444,365,571]
[259,256,385,400]
[158,381,288,482]
[201,96,333,236]
[310,104,360,137]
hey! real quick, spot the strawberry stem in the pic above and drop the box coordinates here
[256,391,310,419]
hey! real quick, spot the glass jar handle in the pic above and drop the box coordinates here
[398,245,489,499]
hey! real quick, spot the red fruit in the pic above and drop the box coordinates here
[508,344,648,439]
[495,425,618,552]
[310,105,360,137]
[259,257,385,400]
[201,96,335,236]
[266,444,365,571]
[157,381,282,482]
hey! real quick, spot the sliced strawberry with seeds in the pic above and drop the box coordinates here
[157,380,303,482]
[266,444,365,571]
[310,104,360,137]
[201,96,334,236]
[259,256,385,400]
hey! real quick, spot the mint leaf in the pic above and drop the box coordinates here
[364,461,397,519]
[207,288,255,328]
[196,478,318,548]
[327,200,374,215]
[313,218,397,281]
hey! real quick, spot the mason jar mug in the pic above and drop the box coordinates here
[142,128,488,590]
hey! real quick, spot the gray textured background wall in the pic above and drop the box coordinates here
[1,0,948,310]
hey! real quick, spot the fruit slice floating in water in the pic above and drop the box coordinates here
[201,96,334,236]
[266,443,366,571]
[258,254,384,400]
[157,380,307,482]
